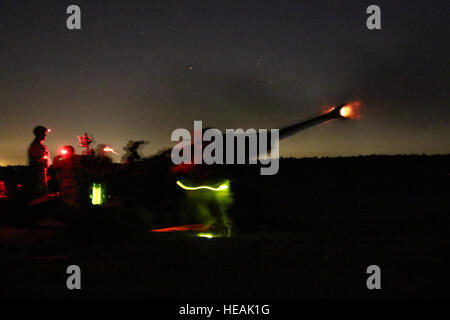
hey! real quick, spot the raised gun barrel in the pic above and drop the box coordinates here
[248,104,352,160]
[171,104,355,165]
[279,105,347,140]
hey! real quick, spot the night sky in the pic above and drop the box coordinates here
[0,0,449,165]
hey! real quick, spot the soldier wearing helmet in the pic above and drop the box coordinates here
[28,125,51,198]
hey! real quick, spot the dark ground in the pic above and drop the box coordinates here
[0,155,449,299]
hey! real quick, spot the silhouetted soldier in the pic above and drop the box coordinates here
[122,140,146,165]
[92,143,114,182]
[78,132,95,156]
[28,125,51,198]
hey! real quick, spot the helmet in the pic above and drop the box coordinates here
[33,125,48,137]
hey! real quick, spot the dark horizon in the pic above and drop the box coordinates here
[1,152,449,168]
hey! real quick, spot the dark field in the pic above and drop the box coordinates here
[0,155,449,299]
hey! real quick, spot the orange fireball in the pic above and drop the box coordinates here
[339,106,352,118]
[340,101,361,119]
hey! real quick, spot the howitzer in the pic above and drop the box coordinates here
[170,104,357,171]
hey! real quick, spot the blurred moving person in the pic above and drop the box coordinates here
[171,128,233,236]
[122,140,146,165]
[52,145,79,205]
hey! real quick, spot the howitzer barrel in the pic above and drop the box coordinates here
[240,105,348,160]
[174,104,351,164]
[279,105,346,140]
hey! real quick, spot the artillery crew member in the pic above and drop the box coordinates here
[52,145,79,204]
[28,125,51,198]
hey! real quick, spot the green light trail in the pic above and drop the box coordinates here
[176,180,229,191]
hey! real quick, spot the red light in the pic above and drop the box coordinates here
[61,148,68,155]
[17,184,22,188]
[321,106,335,114]
[150,224,209,232]
[47,128,52,133]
